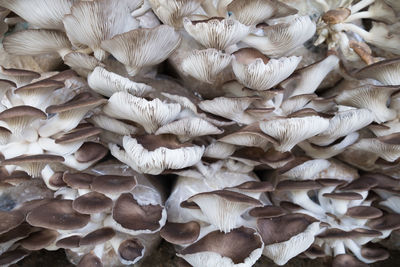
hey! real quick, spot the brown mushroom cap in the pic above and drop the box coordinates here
[316,179,346,187]
[322,8,351,24]
[14,79,64,94]
[113,193,163,231]
[322,192,363,200]
[332,254,368,267]
[0,223,33,244]
[339,176,378,192]
[63,173,95,189]
[74,142,108,163]
[0,249,30,266]
[317,228,381,239]
[360,247,389,261]
[346,206,383,219]
[77,253,103,267]
[257,214,317,245]
[367,214,400,231]
[0,105,46,121]
[160,221,200,245]
[279,201,303,212]
[90,175,136,195]
[187,190,262,206]
[26,199,90,230]
[56,235,81,249]
[20,229,58,250]
[47,70,77,82]
[1,154,64,166]
[118,238,144,263]
[79,227,115,246]
[15,198,52,216]
[226,181,273,192]
[55,127,102,144]
[180,227,262,264]
[48,172,67,188]
[233,48,270,65]
[249,206,286,218]
[276,180,322,191]
[72,192,113,214]
[0,210,24,234]
[46,93,106,114]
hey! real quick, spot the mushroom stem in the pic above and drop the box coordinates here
[131,1,151,17]
[333,23,370,40]
[344,239,372,263]
[315,0,330,12]
[333,241,346,256]
[350,0,375,13]
[345,11,375,22]
[291,191,325,215]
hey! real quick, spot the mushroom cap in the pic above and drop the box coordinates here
[0,105,46,121]
[118,238,144,264]
[0,249,30,266]
[257,213,317,245]
[355,57,400,85]
[180,227,263,265]
[276,180,322,191]
[20,229,58,250]
[322,192,363,200]
[160,221,200,245]
[77,253,103,267]
[46,93,106,114]
[55,127,102,144]
[187,190,262,206]
[367,214,400,231]
[26,199,90,230]
[72,192,113,214]
[345,206,383,219]
[322,8,351,24]
[226,181,273,192]
[113,193,163,231]
[0,210,24,234]
[361,247,389,262]
[91,175,136,195]
[249,206,286,218]
[1,154,64,166]
[79,227,115,246]
[332,254,368,267]
[74,142,108,163]
[14,79,64,94]
[63,173,95,189]
[55,235,81,249]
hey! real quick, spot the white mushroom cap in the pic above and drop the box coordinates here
[64,52,103,77]
[0,0,73,30]
[259,115,330,152]
[350,133,400,162]
[183,17,253,50]
[182,49,232,84]
[103,91,181,133]
[232,50,301,91]
[355,58,400,85]
[110,135,204,175]
[101,25,181,76]
[88,67,153,98]
[88,114,139,136]
[242,16,316,57]
[3,30,72,58]
[63,0,139,60]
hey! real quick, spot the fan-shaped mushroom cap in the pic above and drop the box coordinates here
[332,254,368,267]
[72,192,113,214]
[110,135,204,175]
[103,91,181,133]
[77,253,103,267]
[88,115,138,136]
[73,142,108,164]
[249,206,286,218]
[227,0,297,26]
[355,57,400,85]
[351,133,400,162]
[54,126,101,145]
[0,249,30,266]
[20,229,58,250]
[160,221,200,245]
[88,67,152,97]
[3,29,72,58]
[64,52,103,77]
[309,109,373,146]
[14,79,64,108]
[258,214,320,265]
[0,66,40,87]
[1,154,64,178]
[110,193,165,234]
[183,17,253,50]
[26,199,90,230]
[63,173,95,189]
[184,190,262,232]
[232,48,301,91]
[181,49,232,84]
[101,25,181,75]
[0,211,24,235]
[148,0,204,28]
[63,0,139,60]
[90,175,136,199]
[0,0,73,30]
[118,238,145,265]
[259,115,330,152]
[55,235,81,249]
[367,214,400,231]
[219,123,277,150]
[79,227,115,246]
[155,117,223,142]
[335,84,399,123]
[346,206,383,219]
[0,105,46,136]
[360,247,389,262]
[242,16,315,57]
[178,227,263,267]
[0,79,16,100]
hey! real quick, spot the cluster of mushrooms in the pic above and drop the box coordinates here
[0,0,400,266]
